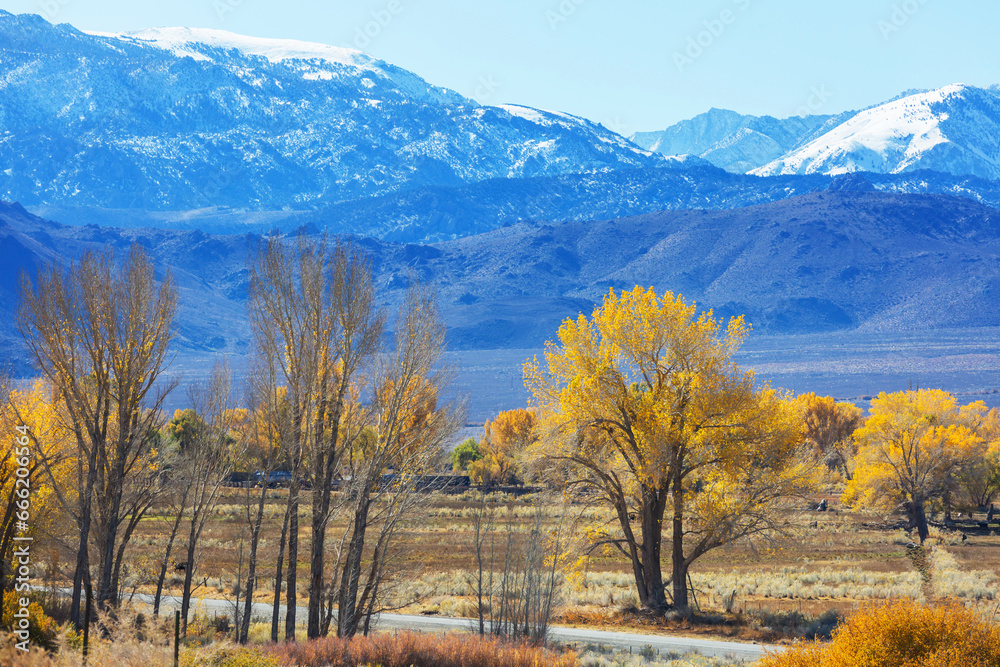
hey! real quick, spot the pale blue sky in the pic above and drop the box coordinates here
[4,0,999,132]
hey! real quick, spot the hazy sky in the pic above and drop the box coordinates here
[5,0,1000,132]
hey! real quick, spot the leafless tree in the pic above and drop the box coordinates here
[177,361,242,634]
[333,283,461,638]
[469,495,564,645]
[235,358,286,644]
[247,233,383,640]
[17,245,176,623]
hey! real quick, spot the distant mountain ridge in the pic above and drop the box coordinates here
[754,84,1000,179]
[3,12,1000,251]
[636,85,1000,180]
[631,109,835,173]
[0,12,662,210]
[27,167,1000,243]
[4,191,1000,369]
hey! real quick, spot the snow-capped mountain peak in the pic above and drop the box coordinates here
[0,12,666,211]
[753,84,1000,178]
[87,26,374,70]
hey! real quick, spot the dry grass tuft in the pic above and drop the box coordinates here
[264,631,577,667]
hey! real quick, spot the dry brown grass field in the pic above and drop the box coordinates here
[44,485,994,645]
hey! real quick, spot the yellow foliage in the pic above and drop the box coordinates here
[759,600,1000,667]
[1,594,59,650]
[0,380,75,533]
[793,392,862,478]
[524,286,810,608]
[955,408,1000,510]
[844,390,983,540]
[476,408,537,485]
[525,286,760,488]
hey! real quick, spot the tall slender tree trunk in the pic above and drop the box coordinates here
[111,503,150,604]
[307,456,328,638]
[640,487,668,610]
[71,456,98,627]
[154,504,187,616]
[240,483,269,643]
[337,495,371,638]
[307,443,334,637]
[671,465,689,611]
[285,483,300,641]
[181,544,194,637]
[308,398,343,638]
[270,502,289,643]
[98,457,126,607]
[180,523,199,634]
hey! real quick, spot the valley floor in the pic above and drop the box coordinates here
[444,328,1000,422]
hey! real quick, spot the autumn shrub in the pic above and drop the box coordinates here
[758,599,1000,667]
[194,646,281,667]
[264,631,578,667]
[1,592,59,650]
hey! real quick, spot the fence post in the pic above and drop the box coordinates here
[174,609,180,667]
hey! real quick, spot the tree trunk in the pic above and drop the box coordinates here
[97,457,126,607]
[307,453,332,638]
[180,524,198,635]
[71,456,98,627]
[337,495,371,638]
[270,497,290,643]
[913,497,930,544]
[640,487,668,610]
[240,484,269,643]
[285,482,300,641]
[110,506,147,604]
[671,465,688,611]
[153,504,186,616]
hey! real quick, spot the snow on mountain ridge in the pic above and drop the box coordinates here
[753,84,1000,178]
[86,26,373,69]
[0,12,666,210]
[631,108,832,173]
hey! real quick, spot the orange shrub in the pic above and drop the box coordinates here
[1,594,59,651]
[759,600,1000,667]
[265,631,577,667]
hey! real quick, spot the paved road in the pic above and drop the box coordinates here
[71,589,777,662]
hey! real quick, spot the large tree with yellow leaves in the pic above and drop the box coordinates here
[525,287,808,611]
[844,389,984,543]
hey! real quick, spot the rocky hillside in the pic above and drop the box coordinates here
[4,191,1000,367]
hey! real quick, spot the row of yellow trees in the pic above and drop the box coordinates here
[451,286,1000,612]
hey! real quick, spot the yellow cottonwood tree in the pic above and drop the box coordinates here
[0,381,74,598]
[844,389,983,543]
[793,393,862,479]
[955,407,1000,511]
[525,287,808,611]
[470,408,537,486]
